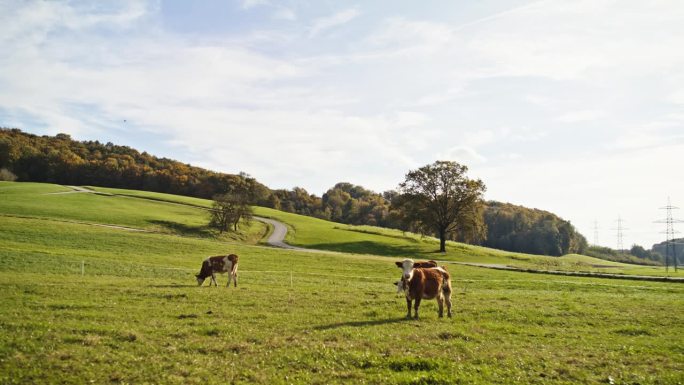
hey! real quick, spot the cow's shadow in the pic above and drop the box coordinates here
[313,317,410,330]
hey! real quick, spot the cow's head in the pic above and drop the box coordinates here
[395,258,415,281]
[195,274,206,286]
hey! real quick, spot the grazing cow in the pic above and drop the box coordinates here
[196,254,239,287]
[395,258,452,319]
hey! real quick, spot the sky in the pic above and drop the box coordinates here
[1,0,683,249]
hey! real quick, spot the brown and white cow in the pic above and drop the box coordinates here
[395,258,452,319]
[394,260,438,293]
[196,254,239,287]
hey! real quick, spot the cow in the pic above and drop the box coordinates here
[196,254,239,287]
[394,260,438,293]
[395,258,452,319]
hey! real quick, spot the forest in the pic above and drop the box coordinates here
[0,128,271,201]
[0,127,653,260]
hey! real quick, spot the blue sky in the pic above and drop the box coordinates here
[1,0,683,248]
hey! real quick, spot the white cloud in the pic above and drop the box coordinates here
[612,114,684,151]
[309,8,360,37]
[241,0,269,9]
[366,17,453,54]
[439,146,487,165]
[557,110,607,123]
[671,89,684,105]
[390,111,429,128]
[273,7,296,21]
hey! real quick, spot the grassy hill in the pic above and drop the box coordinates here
[1,182,682,384]
[89,184,683,278]
[0,182,266,243]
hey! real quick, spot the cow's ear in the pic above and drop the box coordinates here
[395,261,402,268]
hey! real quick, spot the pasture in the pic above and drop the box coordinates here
[1,182,683,384]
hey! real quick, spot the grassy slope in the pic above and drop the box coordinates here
[0,182,266,243]
[88,185,214,208]
[0,182,682,384]
[252,207,681,277]
[87,184,681,277]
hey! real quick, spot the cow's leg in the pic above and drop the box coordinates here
[233,271,238,287]
[413,298,421,319]
[226,272,232,287]
[211,273,217,287]
[445,293,452,318]
[437,295,444,318]
[405,297,412,319]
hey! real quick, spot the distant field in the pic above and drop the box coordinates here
[86,183,681,277]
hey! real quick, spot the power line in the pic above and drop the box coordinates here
[593,220,599,246]
[611,216,628,252]
[655,197,683,272]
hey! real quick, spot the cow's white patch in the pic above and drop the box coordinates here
[400,258,415,281]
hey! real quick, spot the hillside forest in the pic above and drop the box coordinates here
[3,127,675,263]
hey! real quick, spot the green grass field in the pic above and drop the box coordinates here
[1,182,682,384]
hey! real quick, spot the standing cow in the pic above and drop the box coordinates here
[196,254,239,287]
[395,258,452,319]
[394,260,438,293]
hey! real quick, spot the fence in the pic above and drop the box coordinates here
[2,253,669,291]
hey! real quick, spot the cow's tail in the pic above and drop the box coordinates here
[229,254,239,275]
[439,267,452,296]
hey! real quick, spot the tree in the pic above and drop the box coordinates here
[397,161,486,252]
[0,168,17,181]
[209,191,253,234]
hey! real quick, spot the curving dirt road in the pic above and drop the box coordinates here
[253,216,306,250]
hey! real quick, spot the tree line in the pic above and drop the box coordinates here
[1,128,592,257]
[0,128,270,202]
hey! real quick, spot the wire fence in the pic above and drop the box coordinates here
[0,253,672,291]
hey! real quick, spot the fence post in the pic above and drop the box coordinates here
[81,261,85,276]
[288,271,294,304]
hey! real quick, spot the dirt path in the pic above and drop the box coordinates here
[253,216,312,251]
